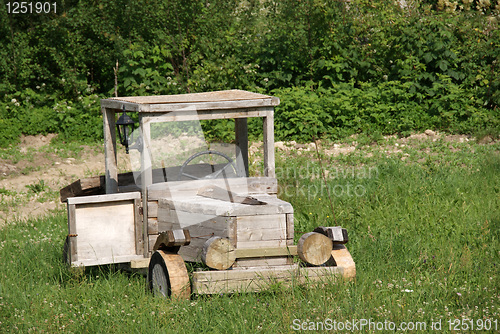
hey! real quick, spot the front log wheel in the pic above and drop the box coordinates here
[148,250,191,299]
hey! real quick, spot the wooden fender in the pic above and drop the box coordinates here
[330,245,356,279]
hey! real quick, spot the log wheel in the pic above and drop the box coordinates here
[148,250,191,299]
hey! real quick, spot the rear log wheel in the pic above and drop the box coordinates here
[148,250,191,299]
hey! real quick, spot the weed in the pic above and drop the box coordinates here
[25,180,47,194]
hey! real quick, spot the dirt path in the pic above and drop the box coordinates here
[0,135,130,225]
[0,132,495,226]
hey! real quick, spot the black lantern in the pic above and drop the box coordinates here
[116,106,136,154]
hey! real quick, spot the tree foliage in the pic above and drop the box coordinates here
[0,0,498,145]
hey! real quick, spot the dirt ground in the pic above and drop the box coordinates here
[0,131,495,226]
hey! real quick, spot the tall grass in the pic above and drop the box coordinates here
[0,140,498,333]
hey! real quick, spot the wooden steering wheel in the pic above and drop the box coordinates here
[177,150,239,181]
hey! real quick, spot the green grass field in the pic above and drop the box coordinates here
[0,137,498,333]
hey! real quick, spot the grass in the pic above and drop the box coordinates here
[0,138,499,333]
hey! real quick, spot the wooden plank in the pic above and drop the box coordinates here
[236,214,286,249]
[105,90,278,105]
[234,246,297,258]
[235,257,290,268]
[71,255,145,267]
[191,264,344,295]
[148,201,158,218]
[263,107,275,178]
[67,203,78,262]
[286,213,294,246]
[158,195,292,217]
[130,258,150,269]
[197,185,266,205]
[102,107,118,194]
[148,218,158,235]
[147,177,278,200]
[67,192,141,205]
[140,115,152,256]
[134,197,144,255]
[141,108,268,120]
[101,91,280,114]
[235,118,249,177]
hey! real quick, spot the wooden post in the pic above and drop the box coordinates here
[235,118,249,177]
[263,107,275,178]
[140,115,153,256]
[102,107,118,194]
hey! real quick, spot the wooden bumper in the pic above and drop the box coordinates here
[193,245,355,295]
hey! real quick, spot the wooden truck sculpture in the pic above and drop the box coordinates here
[61,90,355,298]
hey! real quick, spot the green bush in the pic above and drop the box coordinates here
[0,0,498,145]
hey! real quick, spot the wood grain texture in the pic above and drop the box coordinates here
[66,192,141,205]
[134,197,144,255]
[286,213,294,246]
[67,203,77,262]
[297,232,333,266]
[263,108,275,178]
[201,237,236,270]
[149,251,191,300]
[102,107,118,194]
[73,201,136,263]
[101,90,280,113]
[191,264,345,294]
[148,201,158,218]
[66,193,143,267]
[158,194,291,217]
[330,245,356,279]
[147,177,278,200]
[236,214,287,249]
[148,218,159,235]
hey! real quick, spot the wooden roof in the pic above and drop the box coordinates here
[101,89,280,113]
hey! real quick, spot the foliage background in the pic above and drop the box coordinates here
[0,0,499,145]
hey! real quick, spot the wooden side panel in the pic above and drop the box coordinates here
[67,194,144,266]
[75,201,135,260]
[236,214,286,249]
